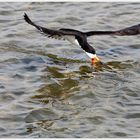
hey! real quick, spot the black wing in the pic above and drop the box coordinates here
[24,13,76,40]
[85,24,140,37]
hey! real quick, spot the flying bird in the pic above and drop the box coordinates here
[24,13,140,65]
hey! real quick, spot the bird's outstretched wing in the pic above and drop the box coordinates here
[24,13,78,40]
[85,24,140,37]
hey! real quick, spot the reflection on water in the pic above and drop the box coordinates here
[0,2,140,138]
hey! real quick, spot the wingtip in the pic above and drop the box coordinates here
[24,12,28,19]
[23,12,32,25]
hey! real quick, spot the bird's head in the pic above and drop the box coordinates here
[86,52,102,65]
[91,55,102,65]
[86,52,102,66]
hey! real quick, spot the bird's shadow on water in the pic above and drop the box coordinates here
[27,54,135,110]
[24,54,138,135]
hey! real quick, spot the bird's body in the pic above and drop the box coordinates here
[24,13,140,65]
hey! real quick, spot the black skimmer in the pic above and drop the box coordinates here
[24,13,140,66]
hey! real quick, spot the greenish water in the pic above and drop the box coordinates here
[0,2,140,138]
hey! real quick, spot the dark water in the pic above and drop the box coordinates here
[0,2,140,138]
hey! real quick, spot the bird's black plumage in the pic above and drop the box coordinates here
[24,13,96,54]
[24,13,140,60]
[85,24,140,36]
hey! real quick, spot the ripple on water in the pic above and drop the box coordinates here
[0,2,140,138]
[25,108,59,123]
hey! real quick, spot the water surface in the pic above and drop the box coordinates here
[0,2,140,138]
